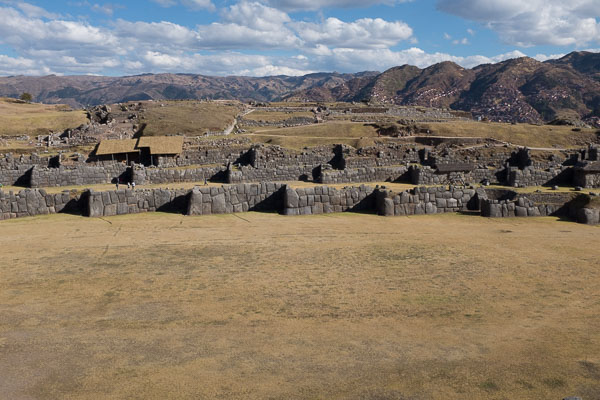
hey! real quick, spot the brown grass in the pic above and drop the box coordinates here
[249,121,378,138]
[241,121,380,149]
[140,101,242,136]
[0,98,87,137]
[0,212,598,399]
[243,110,314,122]
[418,121,598,149]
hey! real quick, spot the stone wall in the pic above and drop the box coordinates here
[175,147,249,167]
[507,166,570,187]
[344,144,420,168]
[30,164,129,188]
[481,197,557,218]
[320,166,409,184]
[0,153,52,186]
[88,183,286,218]
[573,169,600,189]
[188,182,285,215]
[577,208,600,225]
[0,167,32,186]
[132,165,226,185]
[282,185,375,215]
[227,165,316,183]
[87,188,190,217]
[410,166,497,185]
[0,188,82,220]
[375,186,478,216]
[249,145,336,169]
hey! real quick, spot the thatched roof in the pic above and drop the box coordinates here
[435,163,476,173]
[96,139,138,156]
[137,136,184,155]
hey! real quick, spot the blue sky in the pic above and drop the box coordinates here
[0,0,598,76]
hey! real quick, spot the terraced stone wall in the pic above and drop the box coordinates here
[282,185,375,215]
[132,165,225,185]
[0,188,82,220]
[375,186,479,216]
[320,166,409,184]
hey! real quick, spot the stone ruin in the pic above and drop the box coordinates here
[1,140,599,225]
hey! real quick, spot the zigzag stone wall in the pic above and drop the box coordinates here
[506,166,571,188]
[188,183,285,215]
[227,165,316,184]
[132,165,225,185]
[375,186,479,216]
[481,197,558,218]
[87,188,190,217]
[30,164,129,188]
[319,166,408,184]
[410,166,498,185]
[0,188,81,220]
[283,185,375,215]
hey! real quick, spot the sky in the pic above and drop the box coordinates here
[0,0,599,77]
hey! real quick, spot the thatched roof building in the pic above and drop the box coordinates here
[95,139,138,156]
[137,136,184,155]
[93,136,184,165]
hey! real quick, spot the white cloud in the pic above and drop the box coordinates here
[0,54,52,75]
[223,1,290,31]
[152,0,215,11]
[0,1,587,78]
[293,17,413,49]
[16,1,60,18]
[452,38,469,45]
[265,0,412,12]
[437,0,600,47]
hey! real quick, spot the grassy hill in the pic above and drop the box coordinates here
[0,98,87,137]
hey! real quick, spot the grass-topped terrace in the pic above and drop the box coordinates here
[139,100,243,136]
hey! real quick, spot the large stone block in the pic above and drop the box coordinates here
[383,198,394,216]
[88,193,104,217]
[577,208,600,225]
[117,203,129,215]
[515,206,527,217]
[187,189,203,216]
[211,193,227,214]
[284,187,299,208]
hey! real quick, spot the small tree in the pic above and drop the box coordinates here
[19,92,32,103]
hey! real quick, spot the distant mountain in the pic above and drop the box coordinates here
[548,51,600,81]
[286,52,600,123]
[1,51,600,123]
[0,72,379,109]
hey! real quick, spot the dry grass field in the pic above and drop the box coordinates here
[419,121,599,149]
[0,212,599,400]
[243,121,380,148]
[242,110,314,122]
[140,101,243,136]
[0,98,87,137]
[239,116,598,149]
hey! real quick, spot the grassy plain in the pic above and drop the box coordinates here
[0,212,598,399]
[242,110,314,122]
[0,98,87,137]
[240,117,597,149]
[419,121,599,149]
[140,101,242,136]
[242,121,380,148]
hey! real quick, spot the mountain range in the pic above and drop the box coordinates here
[1,51,599,124]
